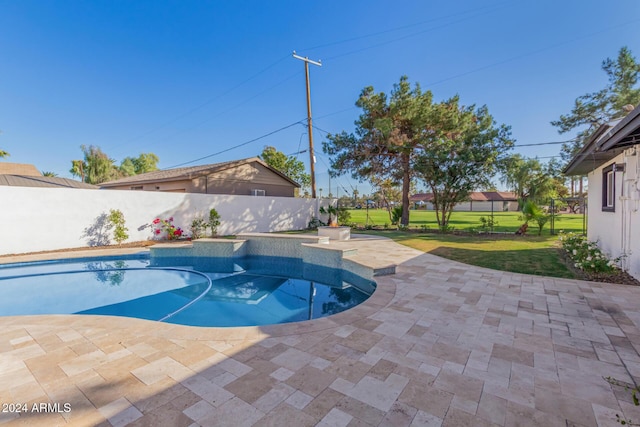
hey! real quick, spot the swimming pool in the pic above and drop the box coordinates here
[0,254,375,327]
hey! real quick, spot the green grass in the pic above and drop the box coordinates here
[346,209,585,235]
[351,229,576,278]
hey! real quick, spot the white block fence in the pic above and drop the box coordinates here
[0,187,328,255]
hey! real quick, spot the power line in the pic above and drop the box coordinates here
[311,18,640,125]
[513,139,576,147]
[315,107,358,121]
[301,1,511,53]
[287,149,307,157]
[311,124,331,135]
[164,120,306,169]
[121,54,291,146]
[155,71,302,146]
[426,17,640,87]
[324,4,511,61]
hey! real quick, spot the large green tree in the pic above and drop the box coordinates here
[70,146,160,184]
[553,46,640,193]
[70,145,118,184]
[500,154,555,207]
[414,99,513,230]
[323,76,432,226]
[119,153,160,177]
[259,146,310,193]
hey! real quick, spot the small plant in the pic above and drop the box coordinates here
[519,201,550,236]
[319,205,338,225]
[479,216,498,232]
[308,217,325,229]
[559,232,623,273]
[604,376,640,425]
[337,208,351,226]
[108,209,129,245]
[439,224,455,233]
[420,224,430,232]
[383,222,389,229]
[152,217,184,240]
[208,209,221,237]
[190,216,208,240]
[391,206,403,225]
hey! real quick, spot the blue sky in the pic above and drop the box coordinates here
[1,0,639,196]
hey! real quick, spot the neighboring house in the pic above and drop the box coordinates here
[564,104,640,281]
[0,162,42,177]
[0,163,97,189]
[410,191,519,212]
[100,157,300,197]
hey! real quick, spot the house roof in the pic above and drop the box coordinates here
[0,162,42,177]
[564,104,640,175]
[410,191,518,202]
[100,157,301,188]
[0,175,98,189]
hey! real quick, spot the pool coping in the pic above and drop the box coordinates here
[0,234,401,339]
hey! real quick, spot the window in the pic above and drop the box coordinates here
[131,186,143,190]
[602,164,615,212]
[251,189,266,196]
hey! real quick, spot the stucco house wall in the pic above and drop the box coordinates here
[586,149,640,280]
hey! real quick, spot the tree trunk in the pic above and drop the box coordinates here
[579,176,583,197]
[400,155,411,226]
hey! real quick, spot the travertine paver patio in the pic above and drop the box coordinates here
[1,235,640,426]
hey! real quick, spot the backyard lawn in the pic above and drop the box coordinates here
[351,229,576,278]
[323,209,586,279]
[345,208,585,235]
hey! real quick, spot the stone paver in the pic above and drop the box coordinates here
[1,235,640,426]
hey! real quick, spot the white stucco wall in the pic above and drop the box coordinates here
[0,187,324,255]
[587,148,640,281]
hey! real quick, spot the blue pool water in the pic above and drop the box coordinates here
[0,254,375,327]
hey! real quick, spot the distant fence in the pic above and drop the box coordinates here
[0,187,326,255]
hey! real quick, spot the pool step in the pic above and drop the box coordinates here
[150,233,398,283]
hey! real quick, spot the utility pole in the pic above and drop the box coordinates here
[293,51,322,199]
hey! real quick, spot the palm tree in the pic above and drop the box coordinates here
[70,160,85,182]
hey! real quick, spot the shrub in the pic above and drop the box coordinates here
[337,207,351,225]
[108,209,129,245]
[308,217,325,229]
[520,201,550,235]
[559,232,622,273]
[190,216,208,240]
[152,217,184,240]
[208,209,221,237]
[391,206,403,225]
[479,216,498,232]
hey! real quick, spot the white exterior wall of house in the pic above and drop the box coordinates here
[0,186,327,255]
[587,148,640,281]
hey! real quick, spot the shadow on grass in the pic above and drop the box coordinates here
[427,246,575,278]
[355,230,557,245]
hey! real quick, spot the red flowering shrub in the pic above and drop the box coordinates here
[152,217,184,240]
